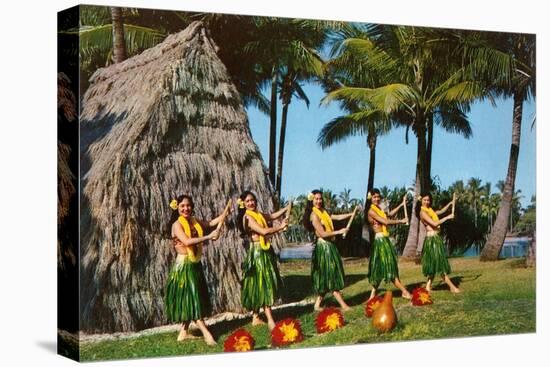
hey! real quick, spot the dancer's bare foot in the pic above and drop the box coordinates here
[367,287,377,302]
[177,331,200,342]
[402,290,412,299]
[252,315,266,326]
[268,320,276,331]
[314,297,323,311]
[204,335,217,346]
[450,287,461,294]
[341,305,352,312]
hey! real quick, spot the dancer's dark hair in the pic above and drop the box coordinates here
[366,188,381,210]
[302,189,323,232]
[237,190,258,236]
[415,192,433,218]
[168,194,194,234]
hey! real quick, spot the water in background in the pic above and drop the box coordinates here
[463,236,531,258]
[282,237,532,260]
[280,243,313,260]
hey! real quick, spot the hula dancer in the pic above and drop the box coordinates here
[237,190,289,330]
[303,190,353,311]
[165,194,226,345]
[416,193,461,294]
[367,188,411,300]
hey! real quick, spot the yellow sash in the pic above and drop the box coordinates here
[421,206,439,223]
[245,210,271,250]
[178,216,204,263]
[312,207,334,232]
[370,204,389,237]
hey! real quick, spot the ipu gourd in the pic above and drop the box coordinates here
[371,291,397,332]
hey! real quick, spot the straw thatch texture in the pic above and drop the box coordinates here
[58,72,78,331]
[79,22,279,333]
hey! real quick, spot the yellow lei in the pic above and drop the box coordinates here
[245,210,271,250]
[178,215,204,263]
[370,204,389,237]
[312,207,334,232]
[420,206,439,225]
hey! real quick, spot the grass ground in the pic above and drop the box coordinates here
[78,257,535,361]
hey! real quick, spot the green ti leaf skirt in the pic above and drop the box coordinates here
[165,255,211,323]
[241,241,282,311]
[421,233,451,277]
[311,238,345,294]
[368,234,400,286]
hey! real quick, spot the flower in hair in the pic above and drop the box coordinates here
[169,199,178,210]
[237,198,245,209]
[367,192,372,200]
[307,193,314,201]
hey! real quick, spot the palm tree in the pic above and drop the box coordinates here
[196,14,272,115]
[323,25,483,259]
[459,33,536,261]
[321,189,339,213]
[338,188,353,210]
[243,19,334,191]
[110,7,127,63]
[275,51,325,200]
[59,6,167,94]
[482,192,501,231]
[466,178,484,227]
[319,24,394,196]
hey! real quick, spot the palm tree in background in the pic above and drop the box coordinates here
[59,6,171,95]
[338,188,353,211]
[275,55,324,201]
[322,25,482,259]
[243,19,334,192]
[459,33,536,261]
[466,178,484,227]
[319,24,394,199]
[110,7,127,63]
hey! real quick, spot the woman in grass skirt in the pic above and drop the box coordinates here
[165,194,227,345]
[237,190,290,330]
[367,188,411,300]
[416,192,461,294]
[303,189,354,311]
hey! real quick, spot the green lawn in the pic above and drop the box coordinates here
[79,257,536,361]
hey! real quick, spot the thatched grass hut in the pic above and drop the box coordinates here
[80,21,279,333]
[58,72,79,333]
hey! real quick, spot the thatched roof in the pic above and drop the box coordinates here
[80,21,278,333]
[58,72,78,332]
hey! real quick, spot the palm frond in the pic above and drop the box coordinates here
[435,106,473,138]
[65,23,165,60]
[322,84,417,115]
[431,80,491,108]
[317,109,390,149]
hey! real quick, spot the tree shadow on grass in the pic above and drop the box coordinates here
[344,287,411,307]
[207,317,251,339]
[280,274,366,304]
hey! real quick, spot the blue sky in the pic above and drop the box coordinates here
[246,84,536,208]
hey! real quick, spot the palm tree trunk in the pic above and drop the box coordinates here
[402,119,429,259]
[275,103,289,201]
[362,133,377,243]
[268,69,278,188]
[111,7,126,63]
[417,121,430,193]
[402,174,421,259]
[526,231,535,267]
[426,113,433,179]
[480,90,524,261]
[367,133,377,192]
